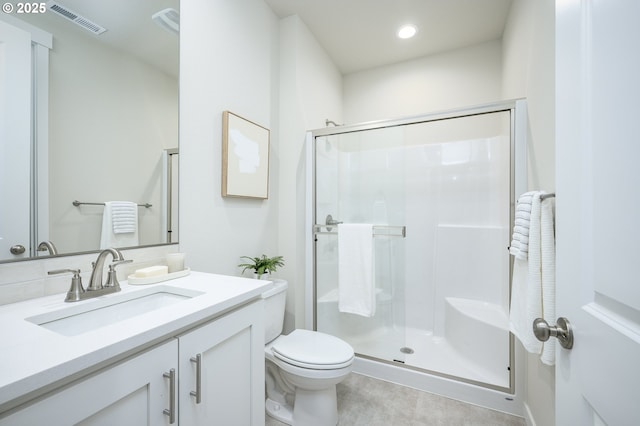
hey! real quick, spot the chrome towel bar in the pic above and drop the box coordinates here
[313,224,406,238]
[72,200,152,208]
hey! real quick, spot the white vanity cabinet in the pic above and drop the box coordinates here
[0,300,265,426]
[179,299,264,425]
[0,339,178,425]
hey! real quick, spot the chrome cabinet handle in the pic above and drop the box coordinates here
[533,317,574,349]
[163,368,176,424]
[190,353,202,404]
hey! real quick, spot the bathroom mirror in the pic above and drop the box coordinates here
[0,0,179,262]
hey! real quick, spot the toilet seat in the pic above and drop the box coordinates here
[271,330,354,370]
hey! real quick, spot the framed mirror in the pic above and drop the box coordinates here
[0,0,179,262]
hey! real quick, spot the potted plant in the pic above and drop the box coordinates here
[238,254,284,279]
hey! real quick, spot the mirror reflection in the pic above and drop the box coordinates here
[0,0,179,262]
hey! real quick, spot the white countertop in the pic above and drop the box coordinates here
[0,271,271,412]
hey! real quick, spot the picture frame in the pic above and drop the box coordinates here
[221,111,270,199]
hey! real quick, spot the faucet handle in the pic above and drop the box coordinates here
[104,259,133,289]
[48,269,85,302]
[48,268,80,276]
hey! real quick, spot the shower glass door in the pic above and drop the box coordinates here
[314,126,408,364]
[313,109,513,390]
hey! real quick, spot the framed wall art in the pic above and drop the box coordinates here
[221,111,270,199]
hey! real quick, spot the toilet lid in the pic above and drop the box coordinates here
[271,329,354,370]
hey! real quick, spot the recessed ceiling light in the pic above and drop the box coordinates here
[397,25,417,39]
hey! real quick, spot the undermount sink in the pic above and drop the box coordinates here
[26,285,204,337]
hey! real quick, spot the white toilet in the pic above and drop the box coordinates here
[262,279,354,426]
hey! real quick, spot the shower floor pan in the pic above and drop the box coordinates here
[339,299,510,389]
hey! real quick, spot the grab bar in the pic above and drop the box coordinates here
[313,224,406,238]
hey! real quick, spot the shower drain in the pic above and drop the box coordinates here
[399,347,414,354]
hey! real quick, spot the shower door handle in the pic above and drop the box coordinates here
[533,317,574,349]
[325,214,343,231]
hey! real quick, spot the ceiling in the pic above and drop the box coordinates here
[264,0,514,74]
[18,0,179,77]
[22,0,513,77]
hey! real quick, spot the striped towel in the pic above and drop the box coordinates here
[110,201,138,234]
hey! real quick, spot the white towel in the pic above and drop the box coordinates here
[338,223,375,317]
[509,258,542,354]
[509,191,557,364]
[110,201,137,234]
[100,201,139,249]
[525,193,544,351]
[509,191,536,259]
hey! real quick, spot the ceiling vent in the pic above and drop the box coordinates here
[47,1,107,35]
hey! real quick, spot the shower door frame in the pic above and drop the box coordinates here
[305,99,528,398]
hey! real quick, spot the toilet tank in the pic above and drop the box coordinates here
[261,279,288,344]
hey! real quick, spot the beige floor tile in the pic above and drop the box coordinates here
[266,373,526,426]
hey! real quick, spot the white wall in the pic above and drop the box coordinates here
[343,40,503,124]
[277,15,342,330]
[180,5,343,332]
[179,0,280,275]
[502,1,556,425]
[503,0,556,192]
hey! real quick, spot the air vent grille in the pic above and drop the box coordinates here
[47,1,107,35]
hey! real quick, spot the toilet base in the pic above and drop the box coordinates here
[266,398,294,425]
[266,385,338,426]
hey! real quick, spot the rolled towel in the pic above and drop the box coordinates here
[509,191,538,259]
[513,225,529,236]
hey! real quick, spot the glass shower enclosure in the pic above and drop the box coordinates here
[309,100,526,392]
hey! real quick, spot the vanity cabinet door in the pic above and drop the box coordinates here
[178,300,265,426]
[0,340,178,426]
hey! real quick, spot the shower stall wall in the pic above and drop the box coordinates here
[307,100,527,413]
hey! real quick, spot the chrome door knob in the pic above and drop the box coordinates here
[533,317,574,349]
[10,245,26,255]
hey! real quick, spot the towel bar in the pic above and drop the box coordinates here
[72,200,152,208]
[313,224,406,238]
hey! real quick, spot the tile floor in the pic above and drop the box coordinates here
[265,373,526,426]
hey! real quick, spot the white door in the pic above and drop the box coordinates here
[556,0,640,424]
[0,18,31,260]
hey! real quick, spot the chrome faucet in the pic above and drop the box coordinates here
[37,241,58,255]
[87,248,126,291]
